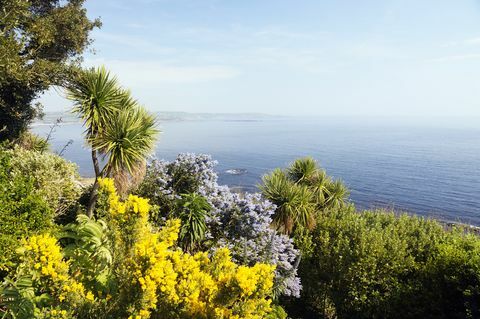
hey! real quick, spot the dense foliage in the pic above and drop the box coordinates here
[14,132,50,153]
[1,179,280,319]
[0,148,55,279]
[7,147,81,215]
[0,0,101,141]
[136,153,302,298]
[261,157,349,235]
[2,146,480,319]
[3,1,478,318]
[286,207,480,319]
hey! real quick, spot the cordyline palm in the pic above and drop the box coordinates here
[289,157,349,210]
[324,179,349,209]
[260,169,315,235]
[67,66,158,216]
[69,67,122,142]
[287,156,318,183]
[92,104,157,177]
[261,157,349,235]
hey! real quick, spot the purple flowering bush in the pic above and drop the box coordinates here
[136,153,301,297]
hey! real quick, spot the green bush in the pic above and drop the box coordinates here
[7,147,82,215]
[287,207,480,319]
[0,149,54,279]
[15,131,50,153]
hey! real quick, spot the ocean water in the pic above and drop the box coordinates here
[32,116,480,225]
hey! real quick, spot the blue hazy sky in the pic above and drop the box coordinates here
[42,0,480,117]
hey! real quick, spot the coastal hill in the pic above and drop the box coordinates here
[35,111,284,125]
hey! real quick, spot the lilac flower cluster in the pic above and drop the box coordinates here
[139,153,302,297]
[137,153,218,218]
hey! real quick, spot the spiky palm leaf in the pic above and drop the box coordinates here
[287,157,318,184]
[291,185,316,231]
[261,169,315,234]
[260,169,293,232]
[324,179,349,209]
[92,104,158,176]
[67,66,122,140]
[15,132,49,152]
[309,169,331,208]
[262,157,350,234]
[175,193,211,253]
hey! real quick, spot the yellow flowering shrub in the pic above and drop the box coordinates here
[99,178,277,319]
[1,178,277,319]
[98,178,150,218]
[1,234,93,318]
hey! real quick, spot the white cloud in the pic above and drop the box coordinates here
[465,37,480,45]
[94,33,176,55]
[429,53,480,62]
[84,59,241,86]
[252,27,328,40]
[442,36,480,47]
[349,43,409,59]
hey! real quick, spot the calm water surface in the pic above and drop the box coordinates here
[33,118,480,225]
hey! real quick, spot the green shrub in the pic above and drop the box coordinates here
[288,207,480,319]
[0,149,54,279]
[174,193,211,253]
[15,131,49,152]
[7,147,82,215]
[421,230,480,318]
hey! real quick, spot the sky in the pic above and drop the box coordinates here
[42,0,480,118]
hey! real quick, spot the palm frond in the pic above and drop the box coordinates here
[175,193,211,252]
[324,179,349,209]
[261,169,315,234]
[93,104,159,176]
[287,157,318,184]
[67,66,123,140]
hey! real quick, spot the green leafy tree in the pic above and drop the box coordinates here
[67,66,122,177]
[67,67,159,215]
[0,0,101,141]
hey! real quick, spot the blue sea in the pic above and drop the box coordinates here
[32,115,480,225]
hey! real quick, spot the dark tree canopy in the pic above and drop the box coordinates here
[0,0,101,141]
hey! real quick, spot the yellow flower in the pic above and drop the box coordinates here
[14,179,277,319]
[86,291,95,301]
[98,178,116,195]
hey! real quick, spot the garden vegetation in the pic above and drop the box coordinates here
[1,1,480,318]
[2,140,480,318]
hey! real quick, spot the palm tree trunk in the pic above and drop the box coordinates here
[86,179,99,217]
[92,149,101,176]
[86,149,101,217]
[104,164,113,177]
